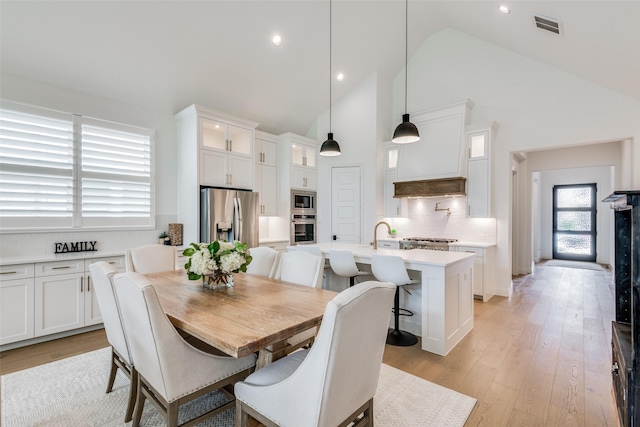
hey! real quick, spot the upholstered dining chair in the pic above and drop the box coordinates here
[286,245,325,288]
[125,244,178,274]
[329,249,370,288]
[371,254,420,347]
[245,246,280,278]
[274,250,324,353]
[89,261,136,423]
[234,281,396,427]
[113,272,257,427]
[275,249,323,288]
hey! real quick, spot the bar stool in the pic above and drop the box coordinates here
[329,249,370,288]
[371,254,419,346]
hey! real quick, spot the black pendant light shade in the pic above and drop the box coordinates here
[320,132,341,156]
[392,0,419,145]
[392,113,420,144]
[319,0,341,157]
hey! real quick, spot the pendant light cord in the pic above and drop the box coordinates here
[404,0,408,115]
[329,0,332,132]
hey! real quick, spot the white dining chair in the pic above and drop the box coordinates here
[125,244,178,274]
[113,272,257,427]
[234,281,396,427]
[89,261,136,423]
[285,245,325,288]
[329,249,370,288]
[273,250,324,353]
[371,253,419,346]
[275,250,323,288]
[245,246,280,278]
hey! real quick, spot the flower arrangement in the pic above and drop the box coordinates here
[182,240,252,287]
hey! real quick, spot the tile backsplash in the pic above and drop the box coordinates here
[383,197,496,242]
[0,215,177,259]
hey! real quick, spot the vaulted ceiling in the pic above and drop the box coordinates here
[2,1,638,136]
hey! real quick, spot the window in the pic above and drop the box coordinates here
[0,101,154,231]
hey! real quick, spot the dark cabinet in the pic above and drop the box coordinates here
[606,190,640,427]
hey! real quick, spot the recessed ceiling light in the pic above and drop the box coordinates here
[336,73,344,82]
[499,5,510,14]
[272,35,282,46]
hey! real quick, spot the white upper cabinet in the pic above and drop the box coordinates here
[201,118,252,156]
[255,131,279,216]
[465,121,498,218]
[396,99,474,182]
[279,133,318,191]
[383,143,407,217]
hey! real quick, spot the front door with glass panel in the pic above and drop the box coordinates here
[552,183,597,262]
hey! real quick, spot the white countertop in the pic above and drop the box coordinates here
[1,250,127,266]
[314,242,474,267]
[259,238,289,244]
[450,241,496,248]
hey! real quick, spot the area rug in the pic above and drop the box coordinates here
[1,347,476,427]
[544,259,605,271]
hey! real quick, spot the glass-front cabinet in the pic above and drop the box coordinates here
[201,117,252,156]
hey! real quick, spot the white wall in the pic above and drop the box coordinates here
[0,74,178,259]
[391,29,640,296]
[313,72,380,244]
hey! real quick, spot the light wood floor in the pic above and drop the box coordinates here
[0,261,618,426]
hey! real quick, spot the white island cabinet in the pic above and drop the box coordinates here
[314,242,475,356]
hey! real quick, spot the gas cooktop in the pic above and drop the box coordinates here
[403,237,459,243]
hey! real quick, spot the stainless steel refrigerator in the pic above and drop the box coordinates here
[200,188,259,248]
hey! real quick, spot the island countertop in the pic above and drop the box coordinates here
[312,242,474,267]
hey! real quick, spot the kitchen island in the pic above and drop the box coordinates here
[313,242,475,356]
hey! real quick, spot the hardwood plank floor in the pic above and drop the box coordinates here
[0,261,618,426]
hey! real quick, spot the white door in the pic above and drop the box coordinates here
[331,166,362,243]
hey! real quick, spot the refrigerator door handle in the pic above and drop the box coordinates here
[234,196,243,242]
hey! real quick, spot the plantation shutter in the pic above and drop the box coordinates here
[80,118,153,227]
[0,106,75,229]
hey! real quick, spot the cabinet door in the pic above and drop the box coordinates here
[260,165,278,215]
[467,159,489,217]
[35,273,84,336]
[458,247,484,297]
[84,273,102,326]
[291,144,305,166]
[304,168,317,190]
[258,139,277,167]
[228,154,253,189]
[290,166,305,189]
[304,146,316,168]
[200,118,228,151]
[229,125,252,156]
[200,150,228,186]
[0,278,35,345]
[385,169,401,217]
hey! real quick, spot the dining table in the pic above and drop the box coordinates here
[143,269,338,368]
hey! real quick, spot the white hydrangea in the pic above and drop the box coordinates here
[219,251,244,273]
[218,241,236,251]
[189,248,217,275]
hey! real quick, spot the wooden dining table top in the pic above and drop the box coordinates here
[143,269,338,359]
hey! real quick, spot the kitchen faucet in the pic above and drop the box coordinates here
[372,221,391,249]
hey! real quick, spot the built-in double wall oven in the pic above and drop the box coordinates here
[291,190,316,245]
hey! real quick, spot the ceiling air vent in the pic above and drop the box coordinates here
[532,13,562,35]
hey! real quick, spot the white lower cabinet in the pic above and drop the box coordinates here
[0,264,35,345]
[1,255,124,346]
[454,245,495,302]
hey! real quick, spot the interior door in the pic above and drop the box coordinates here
[552,183,597,262]
[331,166,362,244]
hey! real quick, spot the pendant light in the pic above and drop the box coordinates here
[392,0,420,144]
[320,0,341,156]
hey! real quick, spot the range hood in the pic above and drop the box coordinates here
[394,177,466,198]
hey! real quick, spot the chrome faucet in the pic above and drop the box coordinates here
[372,221,391,250]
